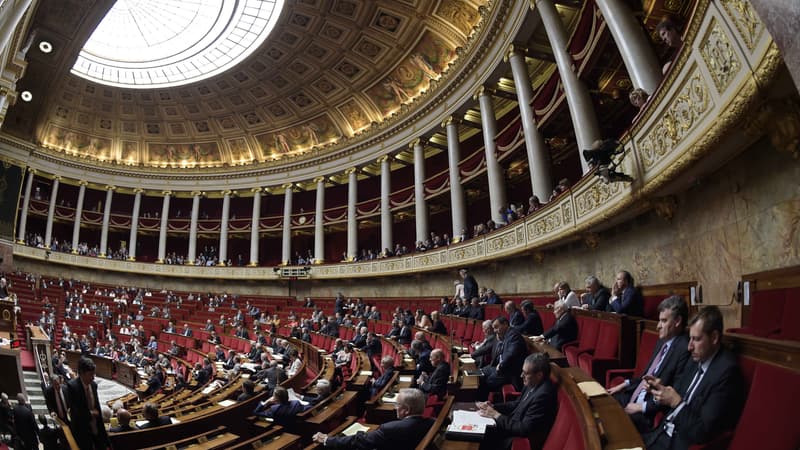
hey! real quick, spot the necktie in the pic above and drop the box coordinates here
[631,344,669,403]
[684,366,704,404]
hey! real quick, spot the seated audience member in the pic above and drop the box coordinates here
[555,281,581,309]
[285,349,302,378]
[256,360,287,389]
[237,380,256,401]
[253,386,304,426]
[428,311,447,335]
[470,320,497,368]
[513,301,543,336]
[467,297,485,320]
[504,301,524,327]
[417,348,450,399]
[109,409,133,432]
[312,388,434,449]
[644,306,745,449]
[476,353,558,450]
[608,270,644,316]
[534,301,578,351]
[302,379,332,409]
[581,275,611,311]
[608,295,690,432]
[137,402,171,429]
[371,356,396,397]
[410,340,433,381]
[363,332,382,359]
[351,326,368,349]
[479,317,528,398]
[192,362,210,385]
[656,18,683,73]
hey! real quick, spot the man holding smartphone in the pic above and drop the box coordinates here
[607,295,690,432]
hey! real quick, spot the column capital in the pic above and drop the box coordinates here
[52,175,62,181]
[133,187,145,194]
[78,180,89,186]
[221,189,233,197]
[376,155,392,164]
[104,185,116,191]
[281,182,295,191]
[190,190,203,197]
[408,137,427,148]
[313,176,326,184]
[441,116,459,128]
[473,85,495,100]
[26,167,37,174]
[344,167,358,176]
[504,44,526,62]
[250,187,262,194]
[161,190,172,197]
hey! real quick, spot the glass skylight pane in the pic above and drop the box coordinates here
[72,0,285,88]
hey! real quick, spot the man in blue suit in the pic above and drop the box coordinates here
[608,270,644,316]
[479,316,528,399]
[312,388,434,449]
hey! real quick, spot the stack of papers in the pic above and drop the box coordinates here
[217,399,236,407]
[577,381,608,397]
[341,422,371,436]
[458,356,476,364]
[398,375,413,383]
[445,410,495,440]
[287,388,310,406]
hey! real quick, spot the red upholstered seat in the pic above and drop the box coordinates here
[577,321,620,381]
[728,289,786,337]
[539,388,584,450]
[539,310,556,330]
[606,329,658,388]
[564,317,599,366]
[642,296,662,320]
[776,288,800,341]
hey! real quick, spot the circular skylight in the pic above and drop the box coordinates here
[71,0,285,88]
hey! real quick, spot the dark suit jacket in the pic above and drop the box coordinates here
[609,287,644,317]
[585,287,611,311]
[509,310,524,327]
[421,361,450,398]
[463,275,479,301]
[543,312,578,351]
[43,383,69,423]
[494,330,527,381]
[471,334,497,368]
[621,333,690,419]
[398,326,412,345]
[646,348,745,449]
[12,404,38,450]
[326,415,435,450]
[65,377,109,449]
[513,311,543,336]
[137,416,171,429]
[364,338,381,358]
[492,378,558,449]
[371,367,395,397]
[108,423,133,433]
[467,306,485,321]
[351,334,367,349]
[254,400,304,426]
[431,320,447,335]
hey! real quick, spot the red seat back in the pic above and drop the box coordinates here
[777,288,800,341]
[542,389,584,450]
[749,289,786,334]
[594,322,619,359]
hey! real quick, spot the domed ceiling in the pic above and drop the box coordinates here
[12,0,491,171]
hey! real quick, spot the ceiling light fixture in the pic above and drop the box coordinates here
[38,41,53,53]
[20,91,33,102]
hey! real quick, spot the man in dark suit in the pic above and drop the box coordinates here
[535,302,578,351]
[137,402,171,429]
[43,374,69,423]
[13,394,39,450]
[351,326,368,349]
[477,353,558,450]
[581,275,611,311]
[608,270,644,316]
[470,320,497,368]
[513,301,543,336]
[467,297,485,320]
[460,268,479,304]
[65,357,109,449]
[253,387,304,426]
[644,306,745,450]
[397,322,412,345]
[608,295,691,432]
[418,348,450,399]
[182,323,193,337]
[480,316,528,399]
[108,409,133,432]
[505,301,524,327]
[313,388,434,449]
[371,356,396,397]
[364,332,382,359]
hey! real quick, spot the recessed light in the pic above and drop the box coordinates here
[20,91,32,102]
[39,41,52,53]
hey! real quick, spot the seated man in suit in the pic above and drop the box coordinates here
[351,326,368,349]
[581,275,611,311]
[371,356,396,398]
[479,316,528,399]
[470,320,497,368]
[644,305,745,450]
[608,270,644,316]
[312,388,434,449]
[534,301,578,351]
[477,353,558,450]
[253,386,304,426]
[513,301,543,336]
[417,348,450,399]
[301,379,332,410]
[607,295,691,432]
[505,301,524,327]
[108,409,133,432]
[137,402,171,429]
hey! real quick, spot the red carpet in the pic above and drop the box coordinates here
[20,350,35,370]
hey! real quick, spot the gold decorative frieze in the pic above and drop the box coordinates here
[700,19,741,94]
[449,241,481,261]
[574,180,623,219]
[718,0,764,52]
[639,69,713,171]
[414,251,444,267]
[527,199,573,239]
[486,228,518,254]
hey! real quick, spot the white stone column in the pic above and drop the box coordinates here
[17,168,34,243]
[99,186,114,257]
[536,0,602,173]
[313,177,325,264]
[0,0,33,58]
[249,188,261,266]
[346,168,358,260]
[44,177,59,248]
[445,117,467,242]
[475,87,508,225]
[281,183,293,265]
[218,190,231,266]
[71,181,87,253]
[128,189,142,261]
[506,47,554,200]
[596,0,662,95]
[412,139,429,244]
[156,191,171,263]
[187,192,201,264]
[379,156,393,254]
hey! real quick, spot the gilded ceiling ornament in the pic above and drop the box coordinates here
[699,19,741,93]
[652,196,679,222]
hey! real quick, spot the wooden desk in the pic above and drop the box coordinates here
[529,339,567,367]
